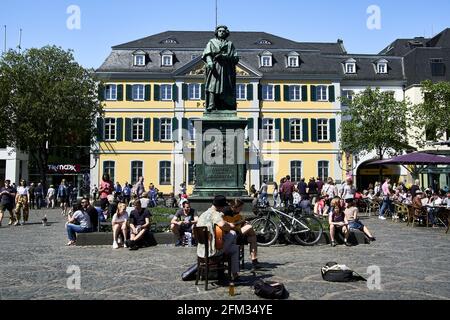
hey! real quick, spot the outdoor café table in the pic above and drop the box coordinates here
[425,204,449,232]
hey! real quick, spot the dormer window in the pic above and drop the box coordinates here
[344,58,356,74]
[260,51,273,67]
[375,59,388,74]
[287,52,300,68]
[161,38,178,44]
[133,50,147,66]
[257,39,272,45]
[161,50,174,67]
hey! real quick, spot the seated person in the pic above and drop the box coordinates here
[171,201,198,246]
[112,203,129,249]
[165,193,177,208]
[344,198,376,241]
[65,200,93,246]
[426,193,443,228]
[104,194,118,220]
[223,199,260,270]
[126,200,152,250]
[84,197,99,232]
[292,189,301,208]
[196,195,240,281]
[314,196,327,216]
[443,192,450,209]
[328,198,350,247]
[140,193,150,209]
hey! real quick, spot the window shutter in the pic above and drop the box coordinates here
[182,118,189,141]
[201,84,205,100]
[311,85,317,102]
[117,85,124,101]
[275,118,281,141]
[125,118,132,141]
[98,84,105,101]
[172,118,179,141]
[154,85,160,101]
[257,118,263,140]
[258,84,262,101]
[182,84,188,100]
[247,84,253,101]
[116,118,123,141]
[275,85,281,101]
[301,85,308,101]
[284,85,290,101]
[153,118,160,142]
[126,85,132,101]
[328,85,335,102]
[302,119,309,142]
[247,118,254,140]
[311,119,317,142]
[144,118,151,141]
[145,85,151,101]
[283,119,290,142]
[96,118,104,142]
[172,84,178,102]
[330,119,336,142]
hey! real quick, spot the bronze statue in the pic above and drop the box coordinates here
[202,25,239,112]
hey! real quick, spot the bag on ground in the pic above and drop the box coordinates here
[181,264,198,281]
[321,262,366,282]
[253,279,289,299]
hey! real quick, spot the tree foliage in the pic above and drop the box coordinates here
[0,46,103,184]
[411,80,450,147]
[340,87,410,160]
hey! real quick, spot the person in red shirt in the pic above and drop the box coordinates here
[282,175,295,207]
[99,173,114,210]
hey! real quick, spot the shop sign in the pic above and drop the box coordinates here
[47,164,81,173]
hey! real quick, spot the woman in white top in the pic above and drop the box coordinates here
[15,180,30,225]
[112,203,129,249]
[340,177,356,200]
[46,185,56,209]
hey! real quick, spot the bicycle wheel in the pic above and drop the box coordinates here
[293,215,323,246]
[251,217,279,247]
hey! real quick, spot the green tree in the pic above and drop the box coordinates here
[411,80,450,147]
[0,46,103,186]
[340,87,410,161]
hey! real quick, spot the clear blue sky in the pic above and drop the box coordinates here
[1,0,449,69]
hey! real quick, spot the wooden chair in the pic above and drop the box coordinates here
[394,203,408,222]
[407,204,429,227]
[194,226,226,291]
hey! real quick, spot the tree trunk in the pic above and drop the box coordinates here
[36,148,49,190]
[378,148,383,183]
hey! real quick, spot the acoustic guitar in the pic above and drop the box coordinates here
[223,214,247,228]
[214,224,224,250]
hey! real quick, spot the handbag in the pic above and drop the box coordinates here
[321,262,366,282]
[253,279,289,299]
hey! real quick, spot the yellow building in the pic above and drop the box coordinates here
[93,31,404,194]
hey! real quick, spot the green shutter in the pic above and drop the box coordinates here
[311,86,317,102]
[257,118,263,139]
[258,84,262,101]
[301,85,308,101]
[182,84,188,100]
[275,118,281,141]
[283,118,290,142]
[126,85,132,101]
[284,85,290,101]
[116,118,123,141]
[172,84,178,102]
[96,118,104,142]
[172,118,179,141]
[117,85,124,101]
[145,85,151,101]
[275,85,281,101]
[144,118,151,141]
[98,84,105,101]
[330,119,336,142]
[247,84,253,100]
[153,118,160,142]
[302,119,309,142]
[125,118,132,141]
[328,85,335,102]
[311,119,317,142]
[182,118,189,141]
[201,84,205,100]
[154,85,160,101]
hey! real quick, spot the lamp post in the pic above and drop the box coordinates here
[90,148,99,169]
[337,151,359,180]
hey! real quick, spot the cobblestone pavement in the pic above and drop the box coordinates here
[0,208,449,300]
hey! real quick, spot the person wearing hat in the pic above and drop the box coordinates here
[344,198,376,242]
[196,195,240,281]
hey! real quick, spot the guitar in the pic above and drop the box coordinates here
[214,224,224,250]
[223,214,246,227]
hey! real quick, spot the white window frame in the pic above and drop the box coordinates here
[290,119,303,142]
[262,118,275,142]
[290,161,303,182]
[317,119,329,142]
[318,161,329,181]
[260,160,274,183]
[104,118,116,141]
[130,161,144,186]
[262,84,274,101]
[161,84,173,101]
[288,56,299,68]
[289,85,302,101]
[317,85,328,102]
[236,84,247,100]
[188,118,198,141]
[261,56,272,67]
[132,118,144,142]
[134,55,145,66]
[132,84,145,101]
[341,90,354,106]
[160,118,173,141]
[377,62,387,74]
[105,84,117,101]
[103,161,115,183]
[159,161,172,185]
[162,55,173,66]
[188,83,201,100]
[345,63,356,74]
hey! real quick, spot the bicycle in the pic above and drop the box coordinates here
[251,206,323,246]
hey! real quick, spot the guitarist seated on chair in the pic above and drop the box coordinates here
[196,195,240,281]
[223,199,260,270]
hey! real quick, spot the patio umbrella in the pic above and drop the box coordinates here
[371,152,450,175]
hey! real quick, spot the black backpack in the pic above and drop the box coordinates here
[253,279,289,299]
[321,262,366,282]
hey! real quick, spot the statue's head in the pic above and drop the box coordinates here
[215,25,230,39]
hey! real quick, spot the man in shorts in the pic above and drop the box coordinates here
[0,180,16,226]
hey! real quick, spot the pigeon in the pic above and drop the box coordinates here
[42,215,48,226]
